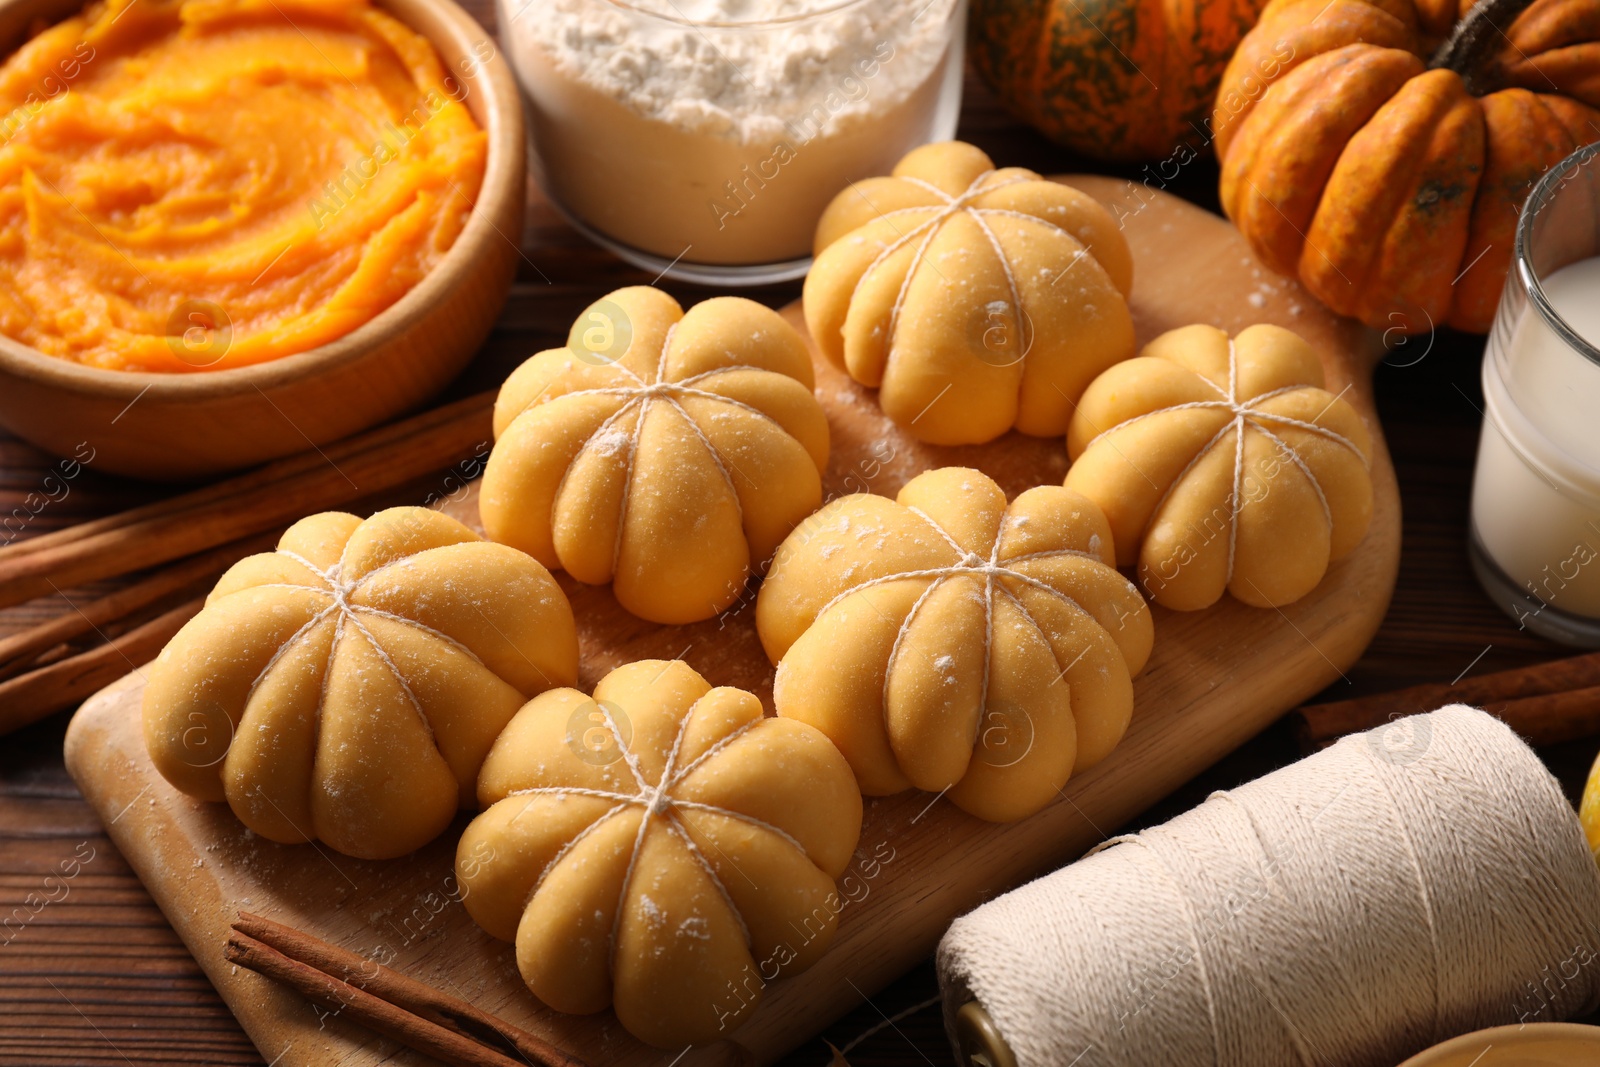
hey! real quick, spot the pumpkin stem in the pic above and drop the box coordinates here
[1428,0,1539,94]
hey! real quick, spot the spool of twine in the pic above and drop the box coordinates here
[937,705,1600,1067]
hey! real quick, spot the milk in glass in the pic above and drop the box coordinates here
[1472,251,1600,642]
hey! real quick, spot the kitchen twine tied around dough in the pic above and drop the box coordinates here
[937,705,1600,1067]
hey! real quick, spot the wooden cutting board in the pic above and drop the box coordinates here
[62,176,1402,1067]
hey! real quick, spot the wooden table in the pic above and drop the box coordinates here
[0,16,1592,1066]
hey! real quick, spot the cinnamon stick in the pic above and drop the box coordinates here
[225,929,529,1067]
[1296,650,1600,749]
[229,914,587,1067]
[0,444,336,563]
[0,391,493,611]
[0,596,206,736]
[1484,684,1600,746]
[0,531,276,676]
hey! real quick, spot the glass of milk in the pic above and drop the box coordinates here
[1470,141,1600,645]
[498,0,966,284]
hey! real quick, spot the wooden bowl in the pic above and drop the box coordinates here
[0,0,525,481]
[1398,1023,1600,1066]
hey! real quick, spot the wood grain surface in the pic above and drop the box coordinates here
[1,7,1594,1067]
[56,174,1401,1067]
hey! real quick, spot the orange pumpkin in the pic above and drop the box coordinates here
[969,0,1272,162]
[1214,0,1600,333]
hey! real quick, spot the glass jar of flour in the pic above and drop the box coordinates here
[498,0,966,284]
[1469,142,1600,646]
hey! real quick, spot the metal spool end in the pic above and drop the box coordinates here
[954,1000,1019,1067]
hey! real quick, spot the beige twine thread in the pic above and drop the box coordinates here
[525,324,799,575]
[937,705,1600,1067]
[501,707,805,976]
[1082,339,1370,586]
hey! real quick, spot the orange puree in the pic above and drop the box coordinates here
[0,0,486,371]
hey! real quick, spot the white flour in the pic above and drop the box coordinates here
[501,0,964,265]
[513,0,953,143]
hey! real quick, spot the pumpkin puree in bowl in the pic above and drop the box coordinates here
[0,0,485,371]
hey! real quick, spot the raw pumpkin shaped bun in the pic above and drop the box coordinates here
[755,467,1153,823]
[804,141,1136,446]
[141,507,579,861]
[1065,323,1374,611]
[457,659,863,1048]
[480,286,829,625]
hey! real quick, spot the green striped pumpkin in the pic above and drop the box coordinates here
[969,0,1271,162]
